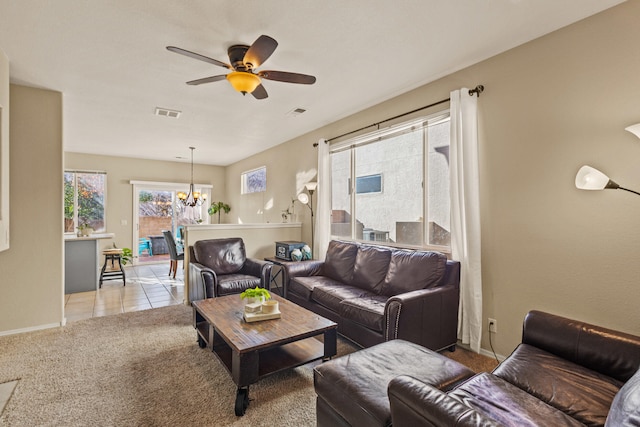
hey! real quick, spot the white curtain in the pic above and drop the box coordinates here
[315,138,330,260]
[450,88,483,353]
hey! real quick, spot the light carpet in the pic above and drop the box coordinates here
[0,304,496,426]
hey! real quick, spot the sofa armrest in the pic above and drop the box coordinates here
[189,261,218,301]
[283,260,324,277]
[522,310,640,382]
[281,260,324,288]
[384,284,460,351]
[388,375,497,427]
[241,258,274,289]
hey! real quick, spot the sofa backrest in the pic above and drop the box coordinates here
[522,310,640,382]
[323,240,449,296]
[323,240,359,283]
[192,237,246,275]
[351,244,392,293]
[380,249,448,296]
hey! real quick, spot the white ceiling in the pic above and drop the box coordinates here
[0,0,625,166]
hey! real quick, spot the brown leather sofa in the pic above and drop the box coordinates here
[188,238,273,301]
[388,310,640,426]
[314,310,640,426]
[283,240,461,351]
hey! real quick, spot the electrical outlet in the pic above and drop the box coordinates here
[488,318,497,333]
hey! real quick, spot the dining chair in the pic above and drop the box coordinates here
[162,230,184,279]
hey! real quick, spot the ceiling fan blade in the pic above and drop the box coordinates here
[243,35,278,69]
[166,46,231,69]
[251,84,268,100]
[258,70,316,85]
[186,75,227,85]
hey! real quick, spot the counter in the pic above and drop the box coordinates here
[64,233,114,294]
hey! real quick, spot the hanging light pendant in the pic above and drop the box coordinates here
[178,147,207,207]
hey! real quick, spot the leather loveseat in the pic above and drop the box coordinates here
[188,237,273,302]
[388,310,640,426]
[283,240,461,351]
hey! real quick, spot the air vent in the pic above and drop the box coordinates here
[155,107,181,118]
[286,107,307,117]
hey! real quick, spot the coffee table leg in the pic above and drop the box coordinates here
[235,387,249,416]
[323,328,337,361]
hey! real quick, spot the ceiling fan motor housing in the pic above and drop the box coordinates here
[228,45,251,71]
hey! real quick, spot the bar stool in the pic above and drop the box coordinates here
[99,249,126,287]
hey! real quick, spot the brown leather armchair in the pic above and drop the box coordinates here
[188,238,273,301]
[388,311,640,426]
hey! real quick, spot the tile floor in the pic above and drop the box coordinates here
[64,263,184,322]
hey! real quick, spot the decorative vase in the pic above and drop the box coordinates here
[301,245,312,260]
[245,296,264,305]
[291,248,303,261]
[262,300,279,314]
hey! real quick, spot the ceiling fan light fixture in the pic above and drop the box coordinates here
[226,71,261,94]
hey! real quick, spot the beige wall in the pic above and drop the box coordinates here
[0,84,63,334]
[227,2,640,356]
[64,152,226,253]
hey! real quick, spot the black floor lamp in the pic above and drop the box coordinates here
[297,182,317,251]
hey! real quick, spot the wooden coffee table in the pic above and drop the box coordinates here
[192,294,338,416]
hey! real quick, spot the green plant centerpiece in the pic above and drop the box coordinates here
[240,286,271,303]
[208,201,231,224]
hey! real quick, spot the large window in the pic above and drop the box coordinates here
[330,112,450,250]
[64,170,106,233]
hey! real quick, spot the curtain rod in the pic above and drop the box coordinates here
[316,84,484,146]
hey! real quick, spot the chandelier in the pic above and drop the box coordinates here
[177,147,207,207]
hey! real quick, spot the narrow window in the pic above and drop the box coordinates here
[64,170,107,233]
[241,166,267,194]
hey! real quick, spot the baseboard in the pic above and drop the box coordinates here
[456,341,507,362]
[0,322,63,337]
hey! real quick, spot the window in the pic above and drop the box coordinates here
[64,171,106,233]
[330,112,450,250]
[355,174,382,194]
[241,166,266,194]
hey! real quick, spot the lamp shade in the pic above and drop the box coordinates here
[625,123,640,139]
[305,182,318,192]
[226,71,261,94]
[297,193,309,204]
[575,165,613,190]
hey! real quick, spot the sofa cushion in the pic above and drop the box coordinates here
[288,275,343,301]
[493,343,623,426]
[339,295,388,332]
[351,245,392,293]
[323,240,358,284]
[193,238,246,274]
[380,249,447,296]
[216,274,262,296]
[449,373,585,427]
[312,283,372,313]
[605,367,640,427]
[314,339,475,427]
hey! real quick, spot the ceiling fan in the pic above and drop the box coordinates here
[167,35,316,99]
